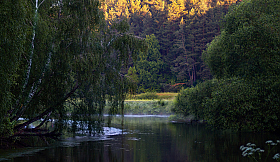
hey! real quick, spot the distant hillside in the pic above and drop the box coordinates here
[100,0,241,91]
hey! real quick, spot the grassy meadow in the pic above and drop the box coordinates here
[126,92,178,100]
[65,93,178,116]
[105,92,177,115]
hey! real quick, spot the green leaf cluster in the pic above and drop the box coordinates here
[175,0,280,131]
[173,79,218,120]
[0,0,147,138]
[204,0,280,79]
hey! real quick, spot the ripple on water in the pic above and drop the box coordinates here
[60,126,127,147]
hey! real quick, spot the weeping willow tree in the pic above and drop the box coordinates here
[0,0,147,139]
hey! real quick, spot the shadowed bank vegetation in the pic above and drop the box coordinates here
[173,0,280,132]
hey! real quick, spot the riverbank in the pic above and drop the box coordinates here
[126,92,178,100]
[104,100,174,115]
[2,116,278,162]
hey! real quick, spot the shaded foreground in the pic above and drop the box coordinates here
[1,116,279,162]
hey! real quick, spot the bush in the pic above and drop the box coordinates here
[174,77,280,131]
[0,117,15,138]
[204,78,280,131]
[173,79,218,120]
[203,78,258,130]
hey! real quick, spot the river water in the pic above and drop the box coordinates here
[0,115,279,162]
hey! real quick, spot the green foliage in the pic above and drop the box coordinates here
[200,0,280,131]
[173,79,218,120]
[174,77,280,131]
[102,0,239,90]
[127,66,139,95]
[127,67,139,83]
[105,100,174,115]
[134,92,159,100]
[0,0,27,137]
[203,78,260,131]
[204,0,280,80]
[0,118,15,138]
[135,34,170,92]
[0,0,147,138]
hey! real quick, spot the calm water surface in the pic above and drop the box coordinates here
[0,115,279,162]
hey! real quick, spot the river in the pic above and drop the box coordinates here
[0,115,279,162]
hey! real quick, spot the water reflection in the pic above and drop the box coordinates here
[1,115,279,162]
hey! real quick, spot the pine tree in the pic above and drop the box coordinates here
[130,0,141,14]
[168,0,187,21]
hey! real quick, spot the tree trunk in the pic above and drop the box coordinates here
[14,83,79,132]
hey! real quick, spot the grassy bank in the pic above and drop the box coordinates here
[126,92,178,100]
[65,93,178,116]
[104,100,174,115]
[115,93,177,115]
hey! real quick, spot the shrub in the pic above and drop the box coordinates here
[174,77,280,131]
[173,79,218,120]
[204,78,280,131]
[203,78,259,130]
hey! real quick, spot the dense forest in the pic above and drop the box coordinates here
[101,0,280,132]
[174,0,280,132]
[2,0,279,145]
[100,0,241,92]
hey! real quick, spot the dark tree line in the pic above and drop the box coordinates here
[100,0,240,91]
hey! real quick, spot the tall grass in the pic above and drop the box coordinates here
[104,100,175,115]
[65,92,178,115]
[126,92,178,100]
[156,93,178,100]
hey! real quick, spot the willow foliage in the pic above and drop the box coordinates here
[0,0,147,138]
